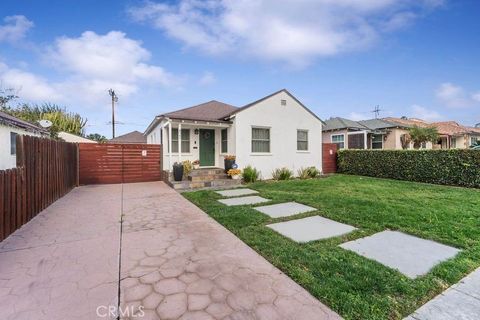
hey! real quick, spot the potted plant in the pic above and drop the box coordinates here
[224,155,236,173]
[173,162,184,181]
[227,169,242,180]
[192,160,200,170]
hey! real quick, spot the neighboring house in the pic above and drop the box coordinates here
[58,131,96,143]
[109,131,147,144]
[0,110,48,170]
[430,121,480,149]
[145,89,323,179]
[322,117,432,150]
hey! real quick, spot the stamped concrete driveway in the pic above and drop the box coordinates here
[0,181,340,320]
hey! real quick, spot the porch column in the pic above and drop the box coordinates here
[168,121,172,170]
[364,131,368,149]
[178,123,182,163]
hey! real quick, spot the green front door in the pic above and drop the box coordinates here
[199,129,215,166]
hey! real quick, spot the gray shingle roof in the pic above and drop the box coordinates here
[323,117,409,132]
[0,110,47,133]
[160,100,238,122]
[109,131,147,144]
[323,117,369,131]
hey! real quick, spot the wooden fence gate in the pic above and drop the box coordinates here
[78,143,162,185]
[322,143,338,174]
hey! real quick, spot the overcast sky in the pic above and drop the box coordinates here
[0,0,479,137]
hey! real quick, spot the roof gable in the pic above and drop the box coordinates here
[225,89,323,123]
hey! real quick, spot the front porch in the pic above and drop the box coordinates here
[159,119,232,172]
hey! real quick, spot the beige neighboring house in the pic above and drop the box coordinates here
[322,117,433,150]
[0,110,48,170]
[386,118,480,149]
[58,131,96,143]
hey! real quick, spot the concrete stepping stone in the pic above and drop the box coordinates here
[340,231,461,279]
[254,202,316,218]
[216,188,258,197]
[405,267,480,320]
[267,216,356,243]
[218,196,269,206]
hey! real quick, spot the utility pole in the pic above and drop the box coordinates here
[108,89,118,138]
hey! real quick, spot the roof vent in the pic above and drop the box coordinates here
[281,99,287,106]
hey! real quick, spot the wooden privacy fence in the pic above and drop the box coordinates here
[78,143,162,185]
[322,143,338,174]
[0,135,78,242]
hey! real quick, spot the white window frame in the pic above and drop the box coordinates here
[331,134,345,149]
[251,126,271,154]
[221,128,228,154]
[370,134,383,150]
[297,129,309,152]
[170,128,191,154]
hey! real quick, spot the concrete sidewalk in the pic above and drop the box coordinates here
[0,182,340,320]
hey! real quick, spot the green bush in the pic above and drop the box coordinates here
[297,167,310,179]
[242,165,260,183]
[338,149,480,188]
[272,167,293,180]
[297,166,320,179]
[307,166,321,178]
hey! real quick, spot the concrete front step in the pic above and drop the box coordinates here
[168,178,241,190]
[188,173,229,182]
[189,168,225,176]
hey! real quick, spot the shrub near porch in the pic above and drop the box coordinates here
[183,175,480,320]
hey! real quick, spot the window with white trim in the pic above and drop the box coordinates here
[331,134,345,149]
[297,130,308,151]
[371,134,383,149]
[252,128,270,153]
[171,129,190,153]
[221,129,228,153]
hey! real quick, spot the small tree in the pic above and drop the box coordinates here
[408,126,439,149]
[86,133,108,143]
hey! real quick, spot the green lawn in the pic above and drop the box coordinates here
[183,175,480,320]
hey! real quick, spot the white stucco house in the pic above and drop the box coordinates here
[58,131,96,143]
[145,89,323,179]
[0,110,48,170]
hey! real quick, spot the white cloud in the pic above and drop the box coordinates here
[435,82,475,108]
[410,104,443,121]
[198,71,216,86]
[348,112,367,121]
[128,0,443,67]
[0,63,61,101]
[472,92,480,103]
[0,15,33,43]
[1,30,180,106]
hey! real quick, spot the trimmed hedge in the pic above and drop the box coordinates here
[337,149,480,188]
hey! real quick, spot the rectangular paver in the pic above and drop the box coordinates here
[267,216,357,243]
[218,195,270,206]
[216,188,259,197]
[340,231,461,279]
[405,267,480,320]
[254,201,317,218]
